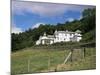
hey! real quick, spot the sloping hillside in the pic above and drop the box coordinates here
[11,8,96,51]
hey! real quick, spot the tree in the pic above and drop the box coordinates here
[82,8,96,18]
[81,8,96,33]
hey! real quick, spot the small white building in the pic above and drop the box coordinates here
[36,30,82,45]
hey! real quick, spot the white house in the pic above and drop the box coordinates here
[36,30,82,45]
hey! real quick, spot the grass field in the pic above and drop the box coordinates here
[11,47,96,74]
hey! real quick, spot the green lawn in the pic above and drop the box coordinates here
[11,47,96,74]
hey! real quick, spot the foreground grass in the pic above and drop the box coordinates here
[11,47,96,74]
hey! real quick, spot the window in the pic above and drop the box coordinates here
[65,34,67,36]
[70,33,72,36]
[57,37,59,40]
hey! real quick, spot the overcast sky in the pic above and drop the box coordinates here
[11,0,95,33]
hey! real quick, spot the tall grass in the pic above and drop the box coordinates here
[11,47,96,74]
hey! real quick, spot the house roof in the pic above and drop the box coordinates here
[75,30,81,33]
[47,35,54,38]
[54,31,75,34]
[41,35,54,40]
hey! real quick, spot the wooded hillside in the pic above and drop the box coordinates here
[11,8,96,51]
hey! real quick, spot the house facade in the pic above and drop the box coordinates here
[36,30,82,45]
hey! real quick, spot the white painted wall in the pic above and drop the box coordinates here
[36,30,82,45]
[50,40,53,44]
[36,40,40,45]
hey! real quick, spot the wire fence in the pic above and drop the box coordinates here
[11,42,96,74]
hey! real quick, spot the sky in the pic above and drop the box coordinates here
[11,0,95,33]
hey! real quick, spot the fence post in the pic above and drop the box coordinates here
[70,48,73,62]
[54,65,57,72]
[28,58,30,73]
[63,52,72,64]
[83,47,86,59]
[48,55,51,70]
